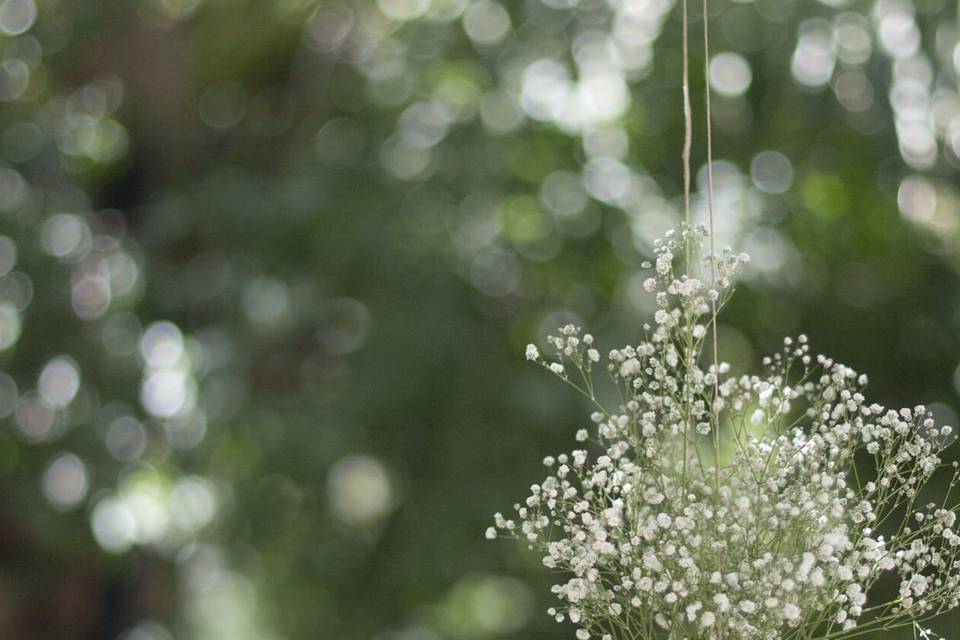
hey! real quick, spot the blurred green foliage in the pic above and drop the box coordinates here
[1,0,960,639]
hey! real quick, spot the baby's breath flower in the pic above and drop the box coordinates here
[525,344,540,361]
[488,226,960,640]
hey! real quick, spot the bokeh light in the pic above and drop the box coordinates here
[327,454,395,527]
[41,452,88,509]
[709,52,752,97]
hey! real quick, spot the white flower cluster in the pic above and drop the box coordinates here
[488,226,960,640]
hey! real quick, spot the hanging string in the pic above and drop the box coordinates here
[703,0,722,484]
[679,0,694,500]
[703,1,716,306]
[681,0,693,273]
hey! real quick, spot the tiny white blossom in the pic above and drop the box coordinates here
[783,602,801,622]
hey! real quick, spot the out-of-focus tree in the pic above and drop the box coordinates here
[2,1,960,639]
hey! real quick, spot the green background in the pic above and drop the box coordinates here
[0,0,958,638]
